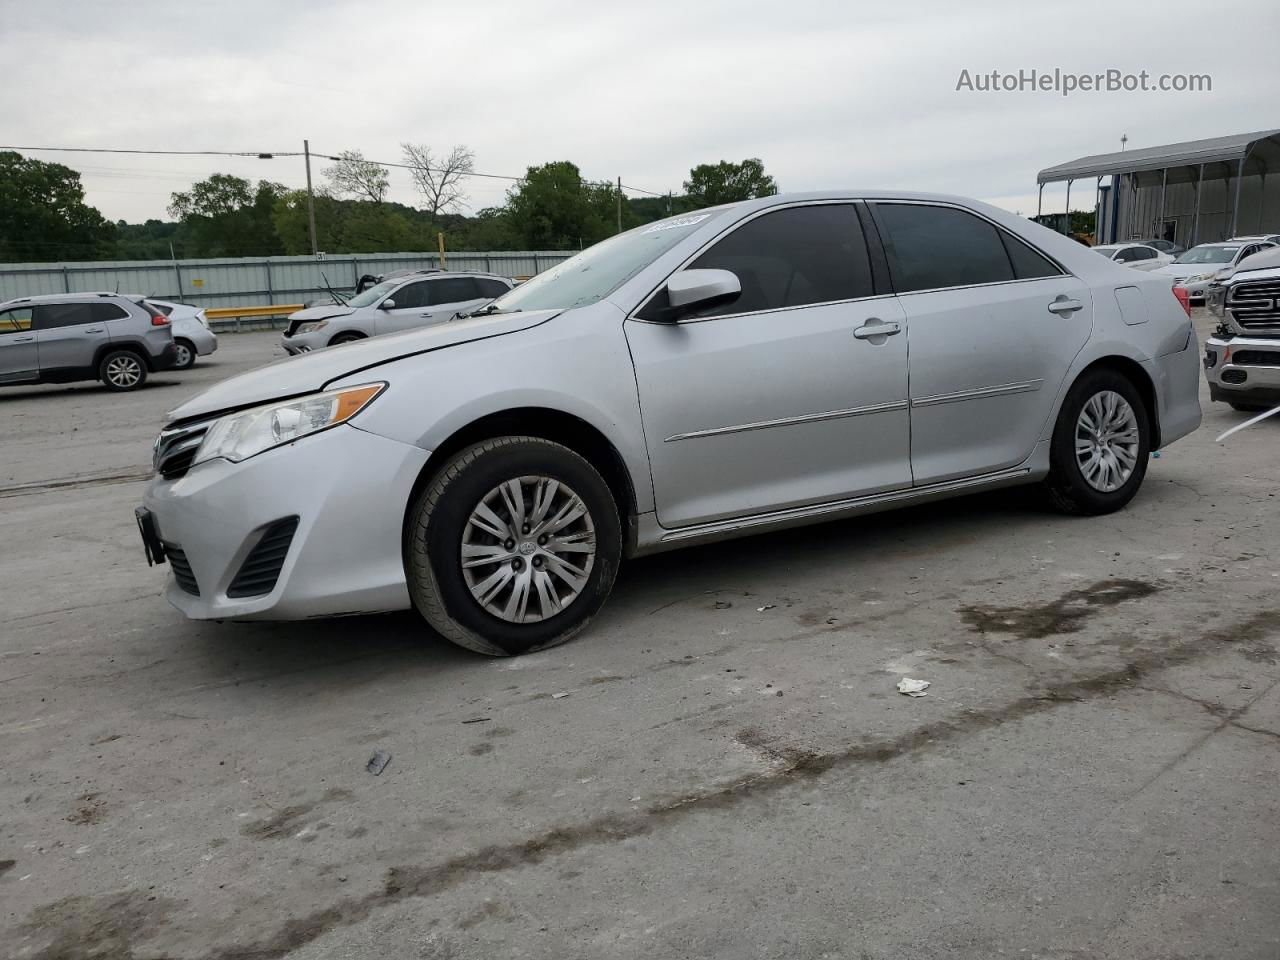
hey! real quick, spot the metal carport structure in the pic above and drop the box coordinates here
[1036,129,1280,247]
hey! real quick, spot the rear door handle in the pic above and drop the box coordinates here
[13,335,35,342]
[1047,297,1084,315]
[82,327,104,334]
[419,312,434,318]
[853,319,902,341]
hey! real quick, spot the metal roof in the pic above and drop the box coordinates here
[1037,129,1280,184]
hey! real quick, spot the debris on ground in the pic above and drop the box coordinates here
[757,605,775,612]
[552,691,571,699]
[713,600,733,609]
[460,717,490,724]
[896,677,931,697]
[366,751,392,776]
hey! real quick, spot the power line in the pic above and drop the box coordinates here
[3,144,673,199]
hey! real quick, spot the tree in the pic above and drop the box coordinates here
[168,174,285,257]
[401,143,474,220]
[683,158,778,209]
[272,190,425,256]
[504,161,630,249]
[322,150,390,204]
[0,151,115,262]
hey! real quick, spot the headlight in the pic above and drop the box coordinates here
[193,383,385,466]
[295,320,328,334]
[1183,274,1211,284]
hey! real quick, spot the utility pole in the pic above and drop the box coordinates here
[616,176,623,234]
[667,191,672,216]
[1120,133,1128,152]
[304,139,319,256]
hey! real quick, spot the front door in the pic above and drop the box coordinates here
[374,280,434,335]
[0,306,38,383]
[626,203,912,529]
[869,201,1094,485]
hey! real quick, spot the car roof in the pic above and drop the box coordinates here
[0,291,137,308]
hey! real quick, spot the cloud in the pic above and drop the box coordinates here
[3,0,1274,222]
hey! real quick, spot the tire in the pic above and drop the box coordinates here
[99,349,148,392]
[1042,369,1150,516]
[329,332,366,346]
[1229,402,1269,413]
[407,437,622,656]
[173,339,197,370]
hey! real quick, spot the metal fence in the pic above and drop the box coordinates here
[0,251,576,309]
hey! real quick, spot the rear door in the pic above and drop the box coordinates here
[869,201,1093,485]
[425,277,486,322]
[626,202,912,528]
[32,301,119,373]
[0,306,39,383]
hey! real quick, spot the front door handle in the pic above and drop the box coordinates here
[1047,297,1084,315]
[852,318,902,342]
[419,312,434,318]
[82,327,104,334]
[13,335,35,342]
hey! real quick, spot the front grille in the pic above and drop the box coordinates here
[1227,279,1280,332]
[227,517,299,598]
[154,420,212,480]
[165,543,200,595]
[1230,350,1280,367]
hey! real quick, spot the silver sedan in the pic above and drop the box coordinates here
[140,191,1201,655]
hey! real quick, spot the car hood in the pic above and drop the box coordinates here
[168,309,558,422]
[288,304,356,322]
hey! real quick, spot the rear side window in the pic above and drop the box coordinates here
[874,203,1015,292]
[1002,234,1063,278]
[686,204,875,317]
[146,300,175,317]
[428,278,480,305]
[33,302,95,329]
[475,278,511,298]
[92,302,130,321]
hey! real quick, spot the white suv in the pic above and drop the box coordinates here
[281,271,514,353]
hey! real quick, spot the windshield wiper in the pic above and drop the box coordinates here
[464,304,521,318]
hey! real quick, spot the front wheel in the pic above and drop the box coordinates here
[406,437,622,656]
[99,350,148,392]
[1042,369,1150,515]
[329,332,365,346]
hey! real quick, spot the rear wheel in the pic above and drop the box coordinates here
[173,339,196,370]
[1043,369,1149,515]
[99,350,147,392]
[406,437,621,656]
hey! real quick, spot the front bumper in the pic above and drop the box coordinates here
[1204,336,1280,406]
[281,329,325,355]
[141,423,430,620]
[1173,277,1212,300]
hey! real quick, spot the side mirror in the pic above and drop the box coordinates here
[658,269,741,321]
[379,299,396,310]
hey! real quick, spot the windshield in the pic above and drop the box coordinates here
[1174,245,1238,265]
[1092,246,1120,256]
[346,279,399,308]
[489,211,730,313]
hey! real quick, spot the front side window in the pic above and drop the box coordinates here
[684,204,875,317]
[388,281,430,310]
[873,203,1015,292]
[32,302,95,329]
[0,306,34,334]
[428,278,480,305]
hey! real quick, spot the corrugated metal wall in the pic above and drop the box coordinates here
[0,252,575,307]
[1111,172,1276,247]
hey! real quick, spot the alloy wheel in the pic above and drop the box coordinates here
[460,475,596,623]
[106,355,143,389]
[1075,390,1140,493]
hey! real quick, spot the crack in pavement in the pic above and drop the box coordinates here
[0,470,151,499]
[18,606,1276,960]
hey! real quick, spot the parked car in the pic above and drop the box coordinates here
[1133,238,1186,257]
[1203,243,1280,411]
[1228,233,1280,246]
[144,299,218,370]
[1154,240,1276,301]
[0,292,176,391]
[281,272,515,354]
[139,191,1201,655]
[1090,243,1174,272]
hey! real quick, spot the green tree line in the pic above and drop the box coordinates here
[0,149,779,263]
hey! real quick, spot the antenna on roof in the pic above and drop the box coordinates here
[1120,134,1128,151]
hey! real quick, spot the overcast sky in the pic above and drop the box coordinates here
[3,0,1275,225]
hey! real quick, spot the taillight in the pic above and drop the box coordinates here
[150,312,170,326]
[1172,285,1191,317]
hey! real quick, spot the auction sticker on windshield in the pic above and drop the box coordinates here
[643,214,711,234]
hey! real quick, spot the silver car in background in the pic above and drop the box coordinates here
[1090,243,1174,272]
[145,299,218,369]
[1154,240,1276,301]
[140,191,1201,656]
[280,271,515,353]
